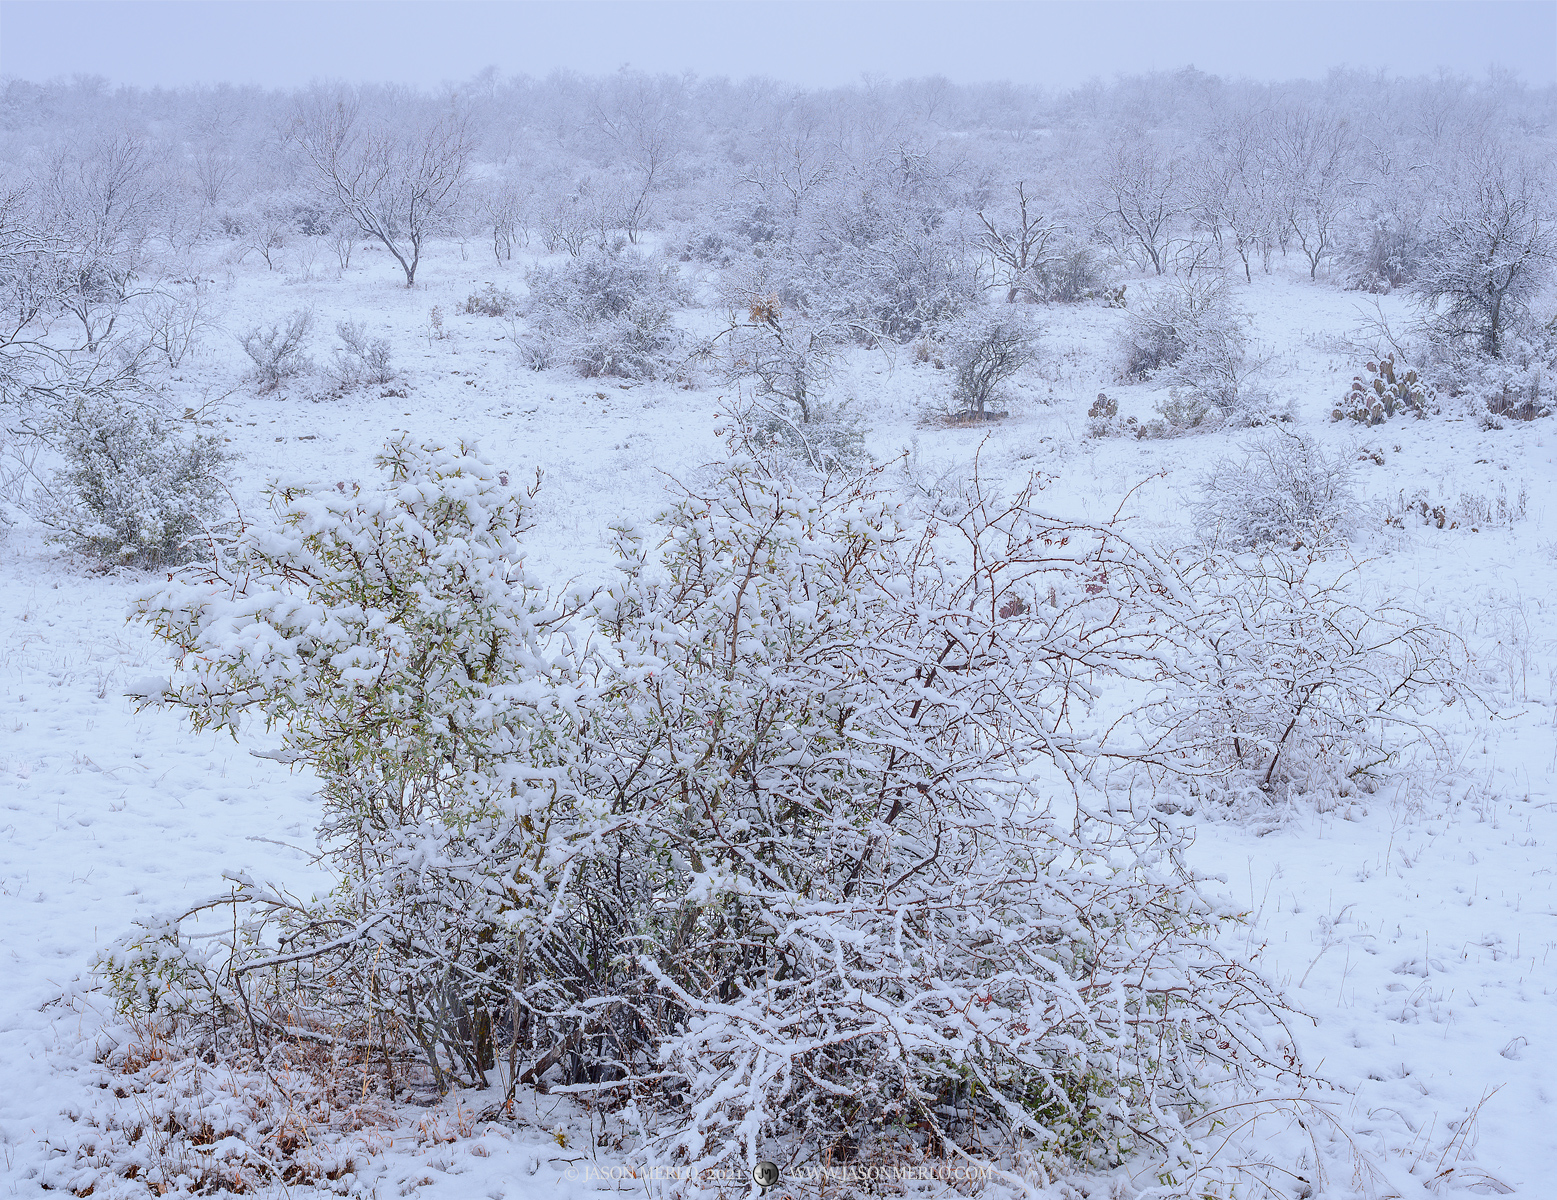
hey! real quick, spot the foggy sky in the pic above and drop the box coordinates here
[1,1,1553,90]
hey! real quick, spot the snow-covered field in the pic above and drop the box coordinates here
[3,241,1556,1197]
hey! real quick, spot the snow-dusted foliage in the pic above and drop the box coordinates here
[1116,278,1233,382]
[520,242,687,378]
[122,438,583,1092]
[1117,280,1267,430]
[30,390,233,568]
[107,440,1322,1183]
[577,464,1295,1178]
[1431,323,1557,424]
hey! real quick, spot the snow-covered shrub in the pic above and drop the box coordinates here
[947,309,1036,416]
[1337,199,1430,294]
[521,243,687,378]
[1183,553,1466,811]
[238,307,314,391]
[796,174,979,343]
[578,465,1295,1178]
[1332,354,1433,424]
[1117,283,1271,432]
[462,281,518,317]
[327,318,395,389]
[1477,333,1556,422]
[1194,431,1357,551]
[1030,236,1111,303]
[32,392,233,568]
[1154,323,1272,432]
[114,443,1302,1184]
[725,391,867,476]
[1116,277,1233,381]
[1433,325,1557,424]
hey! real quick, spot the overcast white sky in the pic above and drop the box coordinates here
[1,1,1553,90]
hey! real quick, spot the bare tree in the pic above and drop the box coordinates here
[1272,108,1356,280]
[293,94,471,287]
[1094,136,1186,275]
[589,71,685,244]
[1188,113,1280,283]
[977,181,1057,302]
[38,135,164,350]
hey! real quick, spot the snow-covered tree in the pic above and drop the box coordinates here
[1415,153,1555,357]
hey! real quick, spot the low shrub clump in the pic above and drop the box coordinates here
[519,242,687,378]
[238,308,314,392]
[1195,431,1357,551]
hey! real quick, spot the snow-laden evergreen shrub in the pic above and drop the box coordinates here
[33,393,233,568]
[1194,431,1357,551]
[123,438,581,1091]
[521,242,687,378]
[111,440,1304,1184]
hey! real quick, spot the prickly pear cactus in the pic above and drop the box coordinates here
[1332,355,1433,425]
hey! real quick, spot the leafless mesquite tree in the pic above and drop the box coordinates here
[293,96,472,287]
[1095,136,1187,275]
[589,72,685,243]
[977,180,1058,303]
[1271,109,1356,281]
[39,135,164,351]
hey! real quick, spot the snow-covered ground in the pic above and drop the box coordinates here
[3,241,1555,1197]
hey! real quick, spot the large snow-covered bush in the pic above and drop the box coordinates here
[111,440,1311,1185]
[1116,277,1235,382]
[1183,552,1466,813]
[1118,280,1268,431]
[1194,430,1357,551]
